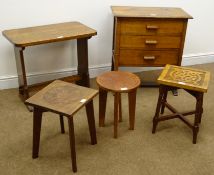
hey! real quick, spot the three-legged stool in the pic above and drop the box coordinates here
[96,71,140,138]
[25,80,98,172]
[152,64,210,144]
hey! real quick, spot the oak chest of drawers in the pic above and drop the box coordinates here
[111,6,193,70]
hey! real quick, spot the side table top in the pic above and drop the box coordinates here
[158,64,210,93]
[111,6,193,19]
[96,71,141,92]
[2,21,97,47]
[25,80,98,117]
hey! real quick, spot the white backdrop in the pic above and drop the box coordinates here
[1,0,214,89]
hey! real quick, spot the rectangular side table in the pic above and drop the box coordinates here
[3,21,97,101]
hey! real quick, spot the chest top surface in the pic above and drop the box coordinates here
[111,6,193,19]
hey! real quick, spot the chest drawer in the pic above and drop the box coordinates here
[120,35,181,49]
[119,49,179,66]
[119,19,184,36]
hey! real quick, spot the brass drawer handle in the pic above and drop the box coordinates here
[146,25,159,30]
[145,40,158,45]
[143,56,156,60]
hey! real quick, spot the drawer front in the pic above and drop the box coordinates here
[119,50,179,66]
[119,19,184,35]
[120,35,181,49]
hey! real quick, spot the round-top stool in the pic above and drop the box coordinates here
[152,64,210,144]
[96,71,141,138]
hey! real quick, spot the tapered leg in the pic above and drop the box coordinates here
[32,107,43,159]
[119,93,122,122]
[68,117,77,172]
[198,93,204,124]
[86,101,97,145]
[77,38,90,87]
[193,93,203,144]
[59,115,65,134]
[152,85,165,133]
[14,47,29,101]
[161,89,168,114]
[128,89,137,130]
[99,88,107,127]
[114,93,120,138]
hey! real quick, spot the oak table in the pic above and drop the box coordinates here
[96,71,140,138]
[25,80,98,172]
[2,21,97,102]
[152,64,210,144]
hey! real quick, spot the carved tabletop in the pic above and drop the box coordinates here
[25,80,98,116]
[158,64,210,92]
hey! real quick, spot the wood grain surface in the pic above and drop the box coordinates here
[158,64,210,92]
[96,71,141,92]
[3,21,97,46]
[25,80,98,116]
[111,6,193,18]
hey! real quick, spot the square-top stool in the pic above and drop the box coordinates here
[152,64,210,144]
[96,71,141,138]
[25,80,98,172]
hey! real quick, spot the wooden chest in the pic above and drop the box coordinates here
[111,6,193,70]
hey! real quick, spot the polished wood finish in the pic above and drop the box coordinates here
[3,22,97,47]
[2,21,97,104]
[26,80,98,116]
[96,71,140,138]
[26,80,98,172]
[158,64,210,93]
[152,65,210,144]
[111,6,193,18]
[96,71,141,92]
[111,6,192,70]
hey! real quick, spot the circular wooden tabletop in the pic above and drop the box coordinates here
[96,71,141,92]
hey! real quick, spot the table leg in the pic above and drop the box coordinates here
[14,46,29,100]
[193,93,203,144]
[99,88,107,127]
[128,89,137,130]
[85,101,97,145]
[152,85,165,133]
[77,38,90,87]
[118,93,122,122]
[68,117,77,172]
[59,115,65,134]
[114,92,120,138]
[32,107,43,158]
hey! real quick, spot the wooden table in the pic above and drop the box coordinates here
[96,71,140,138]
[25,80,98,172]
[153,64,210,144]
[2,21,97,102]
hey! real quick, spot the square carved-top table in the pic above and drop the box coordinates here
[2,21,97,102]
[25,80,98,172]
[152,64,210,144]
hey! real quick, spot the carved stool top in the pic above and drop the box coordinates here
[158,64,210,92]
[96,71,141,92]
[25,80,98,117]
